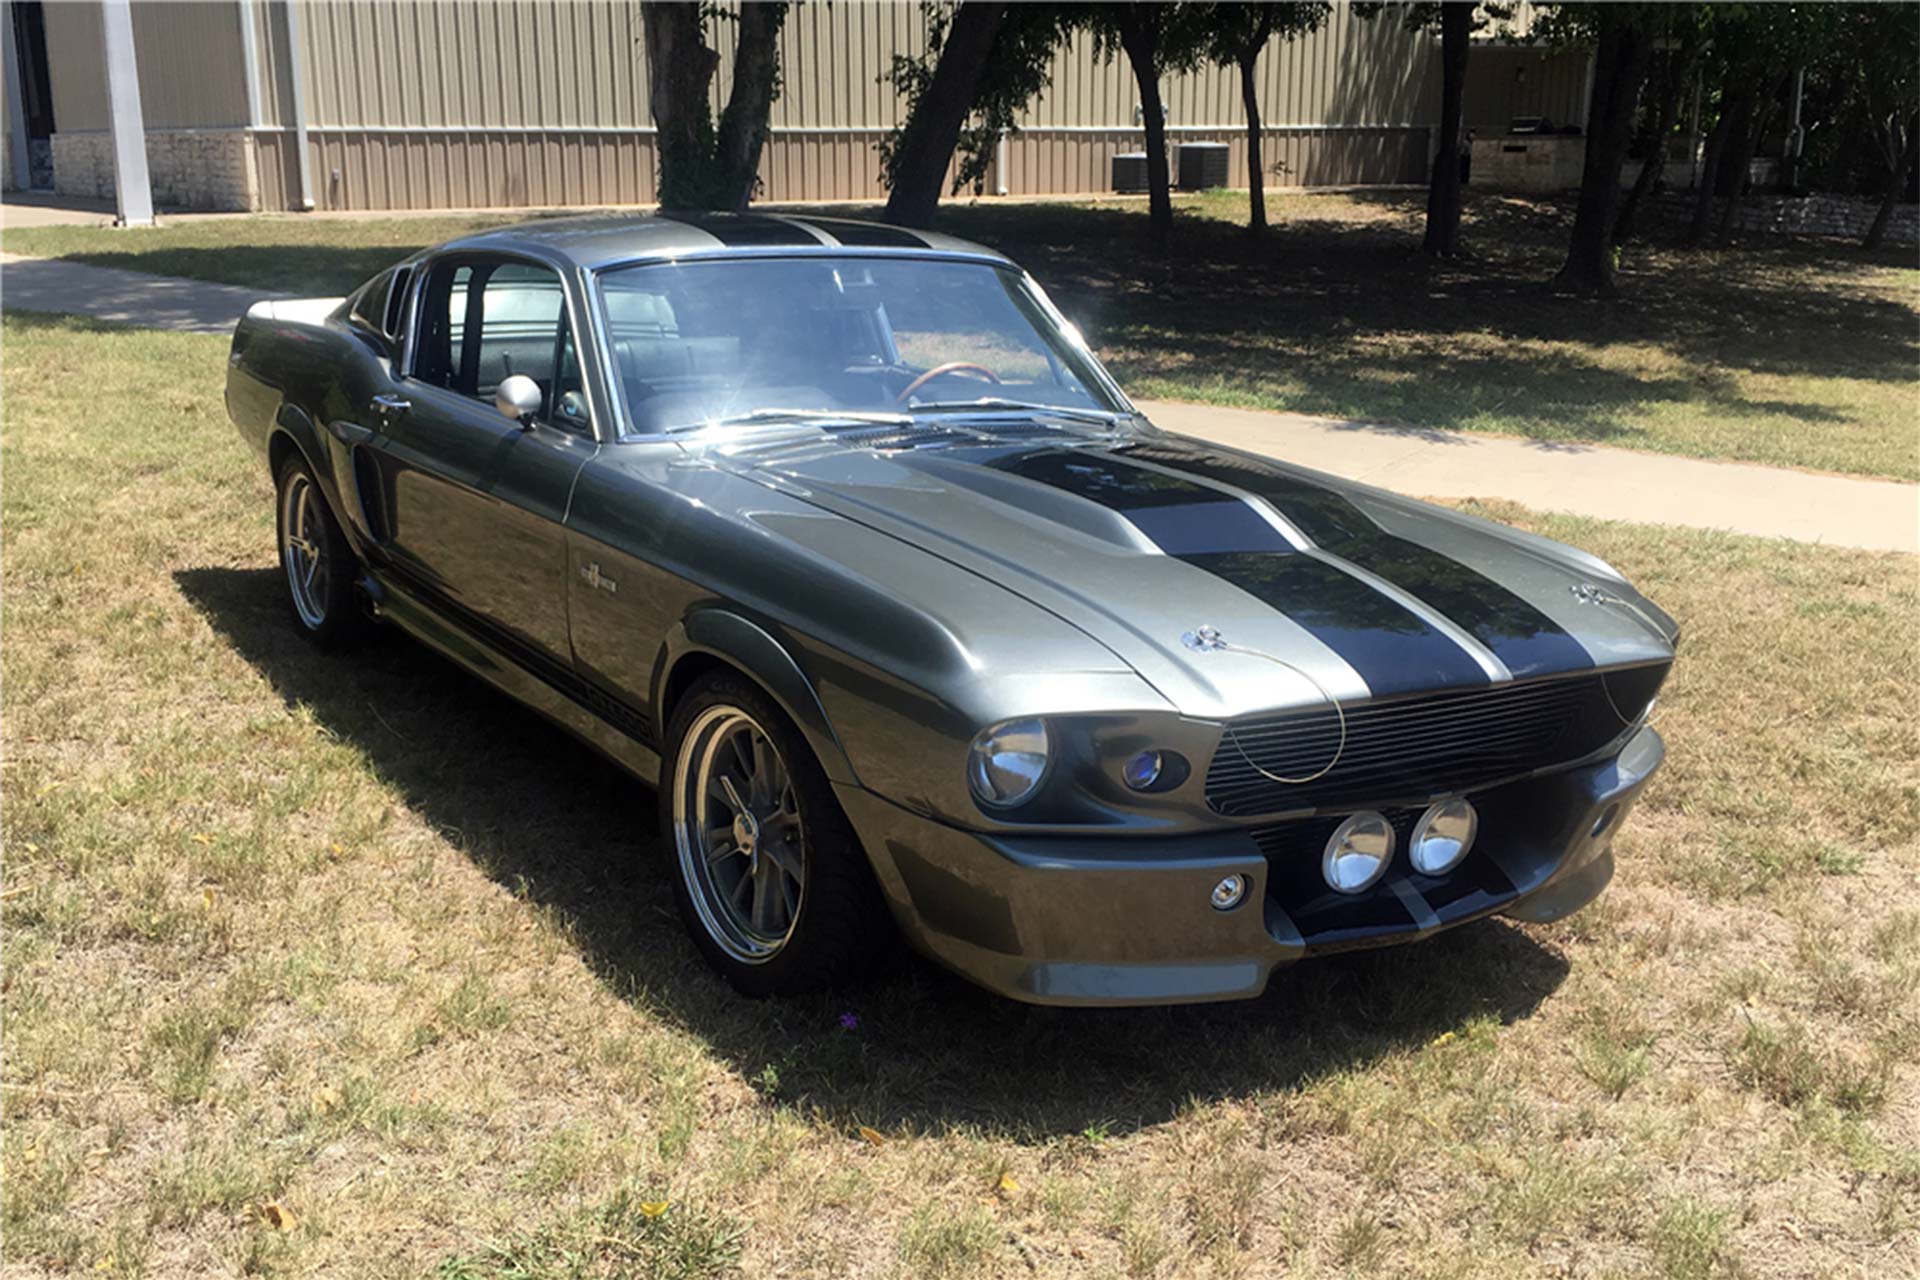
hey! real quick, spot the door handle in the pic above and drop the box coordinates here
[370,393,411,420]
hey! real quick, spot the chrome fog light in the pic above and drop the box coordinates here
[1410,798,1478,876]
[1210,874,1248,911]
[1122,749,1164,791]
[1322,811,1394,895]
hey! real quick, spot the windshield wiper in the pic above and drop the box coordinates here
[668,408,916,434]
[906,398,1125,425]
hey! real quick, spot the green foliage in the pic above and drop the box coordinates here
[435,1187,745,1280]
[1195,1,1330,68]
[880,3,1081,197]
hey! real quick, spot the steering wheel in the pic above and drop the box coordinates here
[895,361,1001,404]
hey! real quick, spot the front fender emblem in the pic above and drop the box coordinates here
[580,562,618,595]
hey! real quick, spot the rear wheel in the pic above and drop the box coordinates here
[275,455,370,650]
[662,671,888,996]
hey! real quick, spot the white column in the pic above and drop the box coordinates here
[101,0,154,226]
[3,7,33,191]
[282,0,315,209]
[236,0,264,128]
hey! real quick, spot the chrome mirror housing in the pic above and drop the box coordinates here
[495,374,542,426]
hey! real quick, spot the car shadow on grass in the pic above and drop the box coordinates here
[178,565,1571,1142]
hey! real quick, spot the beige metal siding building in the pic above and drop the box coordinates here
[5,0,1590,213]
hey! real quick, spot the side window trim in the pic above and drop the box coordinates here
[400,250,602,440]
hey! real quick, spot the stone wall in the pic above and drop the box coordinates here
[1469,135,1585,193]
[51,129,260,212]
[1725,192,1917,246]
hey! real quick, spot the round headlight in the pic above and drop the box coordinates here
[1122,749,1164,791]
[1409,798,1477,876]
[1322,811,1394,895]
[967,718,1051,808]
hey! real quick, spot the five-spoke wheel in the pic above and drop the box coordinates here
[672,705,807,962]
[273,455,369,649]
[661,672,890,995]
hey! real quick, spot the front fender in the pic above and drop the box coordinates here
[655,610,859,786]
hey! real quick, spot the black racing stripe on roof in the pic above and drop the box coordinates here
[653,211,822,247]
[788,217,931,249]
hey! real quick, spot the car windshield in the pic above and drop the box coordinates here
[595,256,1123,434]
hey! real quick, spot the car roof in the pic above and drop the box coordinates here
[438,211,1014,272]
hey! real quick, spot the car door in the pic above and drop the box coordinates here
[356,252,599,672]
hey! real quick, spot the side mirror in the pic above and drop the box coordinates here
[495,374,542,427]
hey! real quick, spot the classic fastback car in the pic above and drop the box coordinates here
[226,212,1675,1006]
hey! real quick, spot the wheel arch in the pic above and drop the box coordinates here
[654,611,859,787]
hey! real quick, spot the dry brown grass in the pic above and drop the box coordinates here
[3,311,1916,1278]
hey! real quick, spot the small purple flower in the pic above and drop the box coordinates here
[838,1011,860,1032]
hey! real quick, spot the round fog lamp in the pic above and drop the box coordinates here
[1410,798,1478,876]
[1211,874,1248,911]
[1122,749,1164,791]
[1323,811,1394,895]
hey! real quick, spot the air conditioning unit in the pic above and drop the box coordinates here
[1177,142,1230,191]
[1111,152,1150,194]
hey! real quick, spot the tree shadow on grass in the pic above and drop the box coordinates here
[179,566,1572,1141]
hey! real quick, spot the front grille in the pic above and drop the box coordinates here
[1206,665,1665,817]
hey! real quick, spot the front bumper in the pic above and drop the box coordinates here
[839,725,1664,1006]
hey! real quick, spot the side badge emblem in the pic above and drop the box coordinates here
[580,562,618,595]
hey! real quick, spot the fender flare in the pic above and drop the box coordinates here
[269,405,379,553]
[654,610,859,787]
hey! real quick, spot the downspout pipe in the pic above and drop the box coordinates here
[283,0,315,209]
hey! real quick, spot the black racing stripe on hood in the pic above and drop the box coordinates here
[653,212,821,247]
[1119,443,1594,679]
[993,450,1490,696]
[789,217,930,248]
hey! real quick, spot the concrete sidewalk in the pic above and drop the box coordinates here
[4,250,1915,553]
[0,251,282,334]
[1139,400,1919,555]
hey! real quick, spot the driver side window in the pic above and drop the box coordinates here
[412,257,590,433]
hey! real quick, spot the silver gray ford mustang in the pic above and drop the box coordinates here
[225,212,1676,1006]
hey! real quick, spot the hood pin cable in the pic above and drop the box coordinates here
[1182,625,1348,785]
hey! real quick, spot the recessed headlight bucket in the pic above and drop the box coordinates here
[1322,811,1394,895]
[966,718,1052,809]
[1410,798,1478,876]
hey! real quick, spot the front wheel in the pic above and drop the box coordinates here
[661,671,889,996]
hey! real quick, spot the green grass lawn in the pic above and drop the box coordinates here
[6,189,1918,479]
[4,311,1917,1277]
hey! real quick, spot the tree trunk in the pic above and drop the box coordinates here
[713,1,788,212]
[1864,114,1919,250]
[641,2,720,210]
[1240,51,1266,237]
[1555,17,1652,294]
[1717,74,1785,243]
[883,1,1007,228]
[1615,31,1698,244]
[1424,1,1470,257]
[1685,85,1746,245]
[1116,8,1172,250]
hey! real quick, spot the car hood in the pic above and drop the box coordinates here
[714,422,1677,720]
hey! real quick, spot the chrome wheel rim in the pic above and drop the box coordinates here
[279,472,330,630]
[672,706,806,963]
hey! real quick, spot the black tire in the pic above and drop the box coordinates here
[660,670,890,996]
[274,453,372,651]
